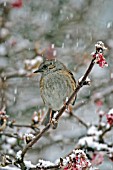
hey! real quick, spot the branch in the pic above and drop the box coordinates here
[21,123,51,161]
[55,58,95,121]
[20,59,95,161]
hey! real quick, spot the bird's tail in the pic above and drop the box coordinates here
[41,108,55,126]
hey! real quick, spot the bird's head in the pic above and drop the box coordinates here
[34,59,66,75]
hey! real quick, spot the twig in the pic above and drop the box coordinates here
[11,123,39,130]
[70,111,88,128]
[29,164,59,170]
[7,122,40,133]
[73,99,88,110]
[0,132,20,139]
[0,77,7,110]
[0,118,7,132]
[100,124,113,138]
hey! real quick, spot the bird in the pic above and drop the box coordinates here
[34,59,76,126]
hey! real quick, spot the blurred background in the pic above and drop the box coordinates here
[0,0,113,169]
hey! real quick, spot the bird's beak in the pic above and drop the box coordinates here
[33,68,42,73]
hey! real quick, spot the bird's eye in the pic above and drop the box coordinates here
[43,65,47,69]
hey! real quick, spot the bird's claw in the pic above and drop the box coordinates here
[50,118,58,129]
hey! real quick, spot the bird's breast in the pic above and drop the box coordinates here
[40,70,76,110]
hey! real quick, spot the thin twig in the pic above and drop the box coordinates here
[0,132,20,139]
[11,123,39,129]
[0,77,7,110]
[73,99,88,110]
[70,111,88,128]
[29,165,59,170]
[100,124,113,138]
[8,123,40,133]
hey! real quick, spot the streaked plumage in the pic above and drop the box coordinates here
[34,59,76,125]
